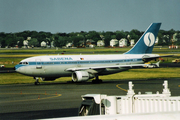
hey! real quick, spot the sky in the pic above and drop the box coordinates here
[0,0,180,33]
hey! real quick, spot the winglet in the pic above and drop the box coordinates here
[125,23,161,54]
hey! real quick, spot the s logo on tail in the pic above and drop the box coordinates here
[144,32,155,47]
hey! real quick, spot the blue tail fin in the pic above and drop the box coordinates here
[125,23,161,54]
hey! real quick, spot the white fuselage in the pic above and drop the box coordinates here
[15,54,158,78]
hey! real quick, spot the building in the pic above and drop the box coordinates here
[97,40,105,47]
[66,42,73,48]
[41,41,47,47]
[130,39,135,47]
[155,37,159,44]
[110,39,118,47]
[119,38,127,47]
[173,33,179,42]
[23,40,28,46]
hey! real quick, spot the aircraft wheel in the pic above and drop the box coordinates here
[92,79,102,84]
[35,81,40,85]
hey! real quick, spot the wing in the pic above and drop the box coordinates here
[66,55,174,73]
[65,64,148,72]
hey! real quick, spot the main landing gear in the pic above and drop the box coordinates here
[92,76,102,84]
[34,77,40,85]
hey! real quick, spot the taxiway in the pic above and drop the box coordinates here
[0,79,180,119]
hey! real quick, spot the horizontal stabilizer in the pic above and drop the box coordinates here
[143,55,174,62]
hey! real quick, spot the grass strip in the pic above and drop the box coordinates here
[0,68,179,85]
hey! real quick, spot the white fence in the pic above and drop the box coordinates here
[81,81,180,115]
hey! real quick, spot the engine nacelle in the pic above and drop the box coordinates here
[40,77,57,81]
[72,71,94,82]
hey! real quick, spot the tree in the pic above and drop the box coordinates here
[53,36,67,47]
[115,30,127,40]
[0,37,4,47]
[21,31,30,39]
[111,35,116,39]
[86,31,101,44]
[16,37,24,48]
[103,32,113,47]
[29,38,39,47]
[71,36,84,47]
[129,29,141,43]
[175,32,180,45]
[167,29,175,45]
[157,30,165,45]
[5,34,17,47]
[30,31,39,38]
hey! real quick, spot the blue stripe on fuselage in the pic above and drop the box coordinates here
[15,58,143,69]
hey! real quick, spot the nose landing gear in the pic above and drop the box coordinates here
[34,77,40,85]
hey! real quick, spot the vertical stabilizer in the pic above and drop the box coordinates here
[125,23,161,54]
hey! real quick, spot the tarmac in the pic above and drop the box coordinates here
[0,78,180,119]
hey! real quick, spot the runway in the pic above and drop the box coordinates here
[0,78,180,119]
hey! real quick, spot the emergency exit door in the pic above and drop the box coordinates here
[36,59,42,69]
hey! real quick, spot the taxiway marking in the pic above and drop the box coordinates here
[0,93,62,103]
[116,84,127,92]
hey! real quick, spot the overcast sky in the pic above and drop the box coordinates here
[0,0,180,33]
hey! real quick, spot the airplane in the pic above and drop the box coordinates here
[15,23,171,85]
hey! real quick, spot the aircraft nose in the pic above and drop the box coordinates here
[14,64,22,72]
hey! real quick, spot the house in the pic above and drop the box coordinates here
[89,44,95,48]
[66,42,73,48]
[173,33,179,42]
[51,41,55,48]
[110,39,118,47]
[119,38,127,47]
[86,39,95,46]
[41,41,47,47]
[97,40,105,47]
[130,39,135,47]
[27,37,31,40]
[23,37,31,48]
[23,40,28,46]
[155,37,159,44]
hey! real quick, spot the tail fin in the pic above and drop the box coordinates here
[125,23,161,54]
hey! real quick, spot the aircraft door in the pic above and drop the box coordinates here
[36,59,42,69]
[125,56,131,65]
[77,61,81,67]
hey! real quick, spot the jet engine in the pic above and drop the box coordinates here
[72,71,95,82]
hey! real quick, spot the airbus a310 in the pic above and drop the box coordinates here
[15,23,171,85]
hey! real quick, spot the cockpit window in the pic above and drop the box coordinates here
[19,62,28,65]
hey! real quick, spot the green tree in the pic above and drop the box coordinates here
[5,34,17,47]
[30,31,39,38]
[111,35,116,39]
[71,36,84,47]
[16,37,24,48]
[86,31,101,44]
[103,32,113,46]
[115,30,127,40]
[53,36,67,47]
[157,30,165,45]
[129,29,141,43]
[175,32,180,45]
[29,38,39,47]
[0,37,4,47]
